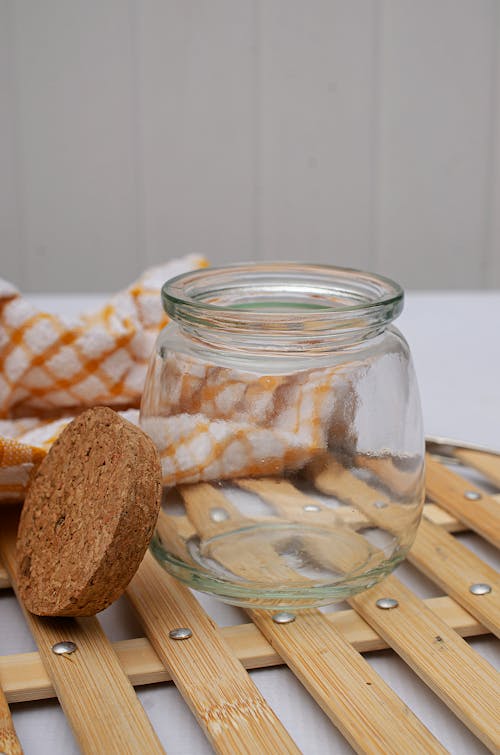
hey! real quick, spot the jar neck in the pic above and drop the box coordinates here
[162,263,404,354]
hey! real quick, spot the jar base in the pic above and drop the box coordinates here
[150,526,408,611]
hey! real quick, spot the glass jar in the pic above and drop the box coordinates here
[140,263,424,610]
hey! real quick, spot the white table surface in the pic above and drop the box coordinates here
[2,291,499,755]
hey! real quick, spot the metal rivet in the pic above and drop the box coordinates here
[376,597,399,609]
[169,627,193,640]
[210,507,229,522]
[272,612,296,624]
[464,490,482,501]
[374,501,388,509]
[469,583,492,596]
[303,504,321,512]
[52,641,77,655]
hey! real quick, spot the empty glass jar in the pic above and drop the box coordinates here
[140,263,424,609]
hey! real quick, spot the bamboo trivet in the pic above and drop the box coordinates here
[0,453,499,753]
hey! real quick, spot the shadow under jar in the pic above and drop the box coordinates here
[140,263,425,610]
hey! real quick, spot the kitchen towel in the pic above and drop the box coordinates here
[0,255,206,501]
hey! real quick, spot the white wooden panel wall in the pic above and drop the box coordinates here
[0,1,22,286]
[0,0,499,292]
[376,0,496,288]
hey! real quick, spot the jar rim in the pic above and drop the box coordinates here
[164,262,402,309]
[161,262,404,348]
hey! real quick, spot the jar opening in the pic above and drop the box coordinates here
[162,263,404,350]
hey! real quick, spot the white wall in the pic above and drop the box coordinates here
[1,0,499,292]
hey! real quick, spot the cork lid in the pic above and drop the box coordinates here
[16,407,162,616]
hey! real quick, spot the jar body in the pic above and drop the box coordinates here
[140,265,424,609]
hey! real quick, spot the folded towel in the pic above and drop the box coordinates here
[0,255,206,501]
[141,351,354,486]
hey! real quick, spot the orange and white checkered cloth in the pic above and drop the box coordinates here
[141,351,354,487]
[0,255,206,501]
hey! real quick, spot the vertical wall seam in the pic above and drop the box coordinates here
[483,0,500,288]
[253,0,262,261]
[127,0,146,272]
[6,0,26,287]
[370,0,384,274]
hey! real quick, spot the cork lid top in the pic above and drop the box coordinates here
[16,407,162,617]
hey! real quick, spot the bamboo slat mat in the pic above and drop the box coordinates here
[0,450,499,754]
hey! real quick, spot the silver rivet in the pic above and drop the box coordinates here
[210,507,229,522]
[469,583,492,595]
[303,504,321,512]
[52,641,77,655]
[272,612,296,624]
[464,490,482,501]
[374,501,388,509]
[169,627,193,640]
[376,597,399,609]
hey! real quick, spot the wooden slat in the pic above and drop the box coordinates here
[178,482,301,585]
[409,517,500,639]
[0,685,22,755]
[239,477,370,531]
[454,448,500,488]
[0,594,489,705]
[308,456,422,537]
[236,479,466,544]
[307,455,486,536]
[155,509,198,566]
[422,503,463,532]
[237,477,383,575]
[0,510,165,755]
[249,608,446,755]
[0,593,489,706]
[425,455,500,547]
[350,576,500,753]
[126,550,299,755]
